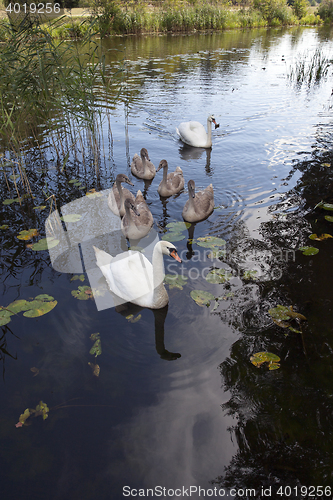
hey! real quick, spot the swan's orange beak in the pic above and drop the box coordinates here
[170,249,182,263]
[212,118,220,129]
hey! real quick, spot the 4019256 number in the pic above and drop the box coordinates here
[6,3,61,14]
[277,486,332,497]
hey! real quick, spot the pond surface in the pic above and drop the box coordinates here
[1,26,333,499]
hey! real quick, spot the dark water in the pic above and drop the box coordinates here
[1,26,333,499]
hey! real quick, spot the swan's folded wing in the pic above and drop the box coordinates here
[103,251,154,303]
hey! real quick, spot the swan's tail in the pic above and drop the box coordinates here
[93,246,113,268]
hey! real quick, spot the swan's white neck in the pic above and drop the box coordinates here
[152,243,165,292]
[206,118,213,148]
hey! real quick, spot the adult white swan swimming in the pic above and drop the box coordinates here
[93,241,182,309]
[176,114,219,148]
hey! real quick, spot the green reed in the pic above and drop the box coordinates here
[288,48,331,87]
[0,14,123,198]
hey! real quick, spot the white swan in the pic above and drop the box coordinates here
[121,194,154,240]
[182,179,214,222]
[131,148,156,180]
[108,173,135,217]
[93,241,182,309]
[156,160,185,197]
[176,115,218,148]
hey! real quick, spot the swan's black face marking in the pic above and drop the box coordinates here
[168,247,182,263]
[124,199,140,216]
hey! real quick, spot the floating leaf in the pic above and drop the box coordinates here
[88,362,100,377]
[309,233,332,241]
[86,189,102,198]
[166,221,191,231]
[23,299,57,318]
[17,408,31,426]
[190,289,215,307]
[161,232,185,242]
[126,313,141,323]
[325,215,333,222]
[35,401,49,420]
[269,305,306,325]
[30,367,39,377]
[73,182,82,186]
[269,305,291,321]
[243,270,258,280]
[164,274,188,289]
[205,268,232,284]
[61,214,82,223]
[9,174,20,181]
[33,206,46,210]
[196,236,226,248]
[321,203,333,211]
[68,179,78,184]
[321,163,331,167]
[250,352,280,370]
[289,326,301,333]
[2,198,16,205]
[90,333,100,341]
[208,249,226,259]
[70,274,85,282]
[0,224,8,229]
[17,228,38,241]
[0,309,12,326]
[299,246,319,255]
[90,339,102,357]
[72,286,93,300]
[30,237,59,251]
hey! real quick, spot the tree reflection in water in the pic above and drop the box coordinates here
[212,145,333,490]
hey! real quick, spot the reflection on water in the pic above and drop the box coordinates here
[1,26,333,498]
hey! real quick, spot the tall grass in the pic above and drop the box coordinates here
[288,48,331,86]
[0,14,123,201]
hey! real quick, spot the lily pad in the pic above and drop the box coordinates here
[2,198,17,205]
[205,268,232,284]
[0,224,8,230]
[161,232,185,242]
[126,313,142,323]
[17,228,38,241]
[164,274,188,290]
[72,286,93,300]
[196,236,226,248]
[70,274,85,282]
[166,221,191,231]
[250,352,280,370]
[30,237,59,251]
[243,270,258,280]
[23,299,57,318]
[325,215,333,222]
[269,305,291,321]
[321,203,333,211]
[90,339,102,357]
[309,233,332,241]
[60,214,82,223]
[9,174,20,181]
[0,309,13,326]
[88,362,100,377]
[299,246,319,256]
[269,305,306,324]
[190,289,215,307]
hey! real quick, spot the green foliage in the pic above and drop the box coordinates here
[317,0,333,20]
[291,0,309,18]
[253,0,295,23]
